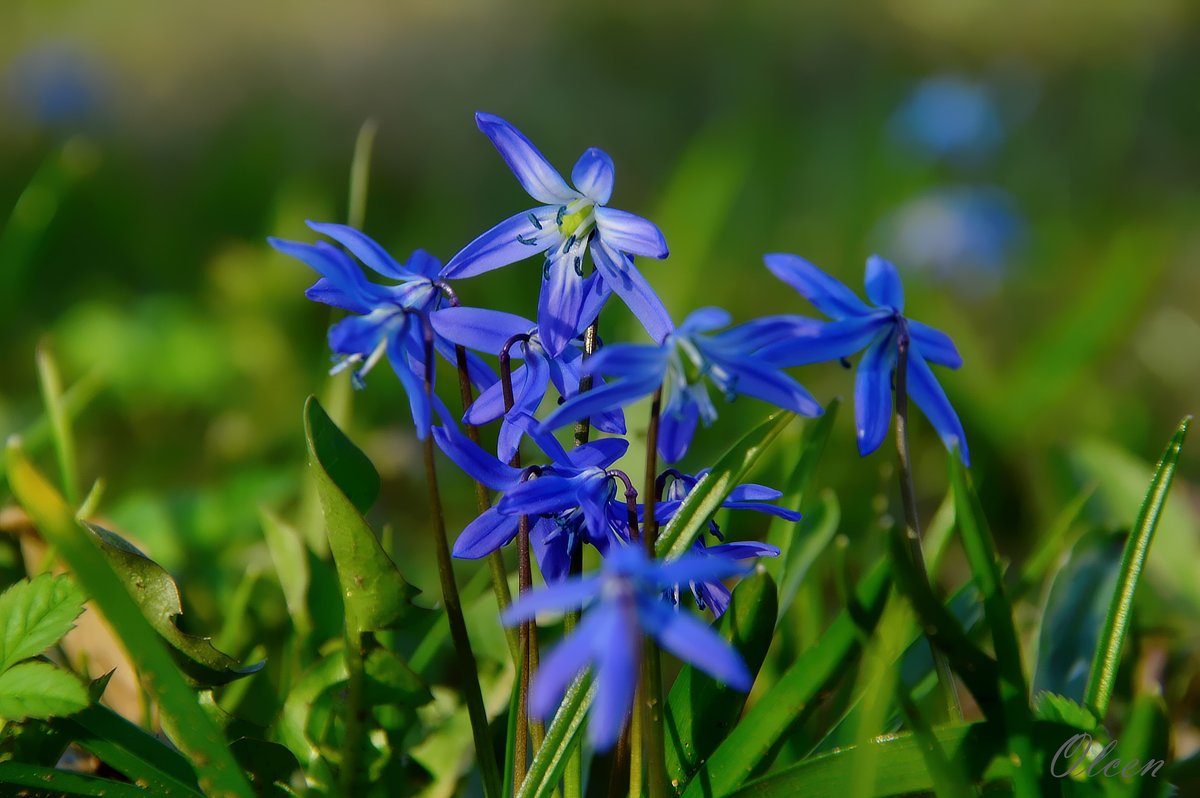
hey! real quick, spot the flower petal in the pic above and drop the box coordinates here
[498,353,550,461]
[572,148,615,205]
[591,243,674,343]
[306,221,419,280]
[763,253,871,319]
[529,609,604,720]
[706,541,781,560]
[463,379,507,426]
[854,330,897,457]
[577,272,613,329]
[567,438,630,470]
[538,253,587,357]
[476,112,580,205]
[681,307,733,334]
[539,375,658,435]
[441,207,557,279]
[595,207,668,258]
[864,255,905,311]
[328,309,398,357]
[649,552,752,588]
[581,342,671,381]
[658,395,700,464]
[589,603,640,749]
[714,315,823,353]
[704,349,824,418]
[452,507,520,559]
[639,598,752,691]
[497,474,580,518]
[431,422,522,490]
[756,314,891,368]
[430,306,534,354]
[500,575,603,625]
[908,320,962,369]
[385,329,432,439]
[726,484,782,502]
[907,349,970,466]
[270,238,380,313]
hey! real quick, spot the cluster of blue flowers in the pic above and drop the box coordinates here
[270,112,968,748]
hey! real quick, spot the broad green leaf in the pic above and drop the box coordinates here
[304,396,419,632]
[681,559,891,798]
[364,646,432,708]
[666,571,778,791]
[1032,532,1122,701]
[517,674,594,798]
[6,441,255,798]
[1084,417,1191,720]
[0,661,88,721]
[305,394,380,515]
[949,453,1038,798]
[764,399,839,587]
[0,762,153,797]
[81,521,263,687]
[279,651,346,767]
[0,573,86,672]
[230,737,303,794]
[656,409,796,559]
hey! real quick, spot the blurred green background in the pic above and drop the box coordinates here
[2,0,1198,727]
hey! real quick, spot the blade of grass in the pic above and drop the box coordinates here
[949,452,1039,798]
[35,345,80,506]
[1083,416,1191,720]
[517,674,595,798]
[6,440,255,798]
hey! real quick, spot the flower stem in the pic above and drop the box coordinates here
[418,319,502,798]
[338,629,367,796]
[894,326,963,724]
[565,319,597,798]
[639,387,669,798]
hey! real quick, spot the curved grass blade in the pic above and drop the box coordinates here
[665,571,778,790]
[949,452,1039,798]
[0,762,155,797]
[6,441,255,798]
[517,674,595,798]
[680,559,891,798]
[1083,416,1190,722]
[656,409,796,559]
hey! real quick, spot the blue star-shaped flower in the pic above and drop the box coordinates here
[756,253,969,464]
[430,306,625,462]
[502,545,752,749]
[651,470,794,616]
[538,308,823,463]
[440,113,671,357]
[432,417,630,580]
[269,223,495,438]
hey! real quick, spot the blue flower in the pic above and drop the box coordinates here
[538,308,823,463]
[430,306,625,462]
[269,222,496,438]
[502,545,752,749]
[432,417,631,580]
[757,254,969,464]
[441,113,671,357]
[652,470,794,616]
[890,74,1003,163]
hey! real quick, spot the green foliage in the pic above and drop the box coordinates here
[304,395,419,633]
[0,574,85,673]
[0,662,88,722]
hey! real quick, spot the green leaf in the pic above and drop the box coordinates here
[656,409,796,559]
[665,570,778,791]
[230,737,303,793]
[0,573,86,672]
[364,645,432,707]
[1032,532,1123,701]
[775,490,838,620]
[1084,416,1191,720]
[0,661,88,721]
[949,453,1039,798]
[517,674,595,798]
[681,559,891,798]
[304,396,419,632]
[1111,693,1171,798]
[0,762,154,797]
[36,344,81,506]
[305,394,380,515]
[260,508,311,633]
[6,441,255,798]
[1032,693,1101,734]
[81,521,263,687]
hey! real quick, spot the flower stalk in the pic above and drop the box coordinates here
[893,324,963,723]
[418,315,503,798]
[639,386,669,798]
